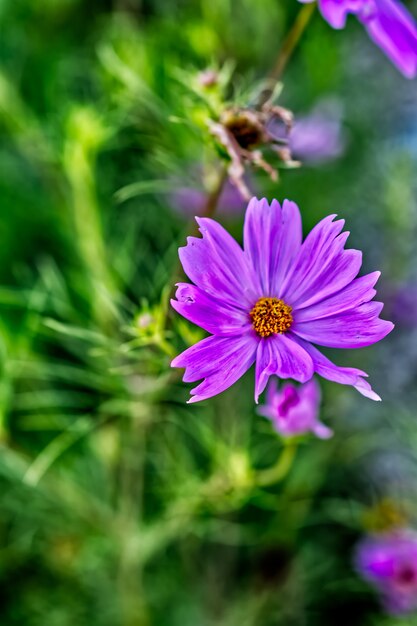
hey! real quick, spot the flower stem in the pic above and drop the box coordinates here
[257,2,316,107]
[256,442,297,487]
[202,165,228,219]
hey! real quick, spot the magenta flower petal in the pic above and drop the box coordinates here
[313,421,334,439]
[172,334,249,382]
[172,334,258,402]
[319,0,363,28]
[356,530,417,615]
[293,248,363,310]
[293,302,394,348]
[171,283,250,336]
[295,271,380,322]
[281,215,362,308]
[172,197,393,403]
[243,198,302,296]
[179,217,258,309]
[272,200,304,295]
[360,0,417,79]
[254,335,314,402]
[291,335,382,400]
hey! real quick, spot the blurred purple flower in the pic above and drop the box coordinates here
[356,530,417,614]
[171,197,393,403]
[299,0,417,78]
[258,378,332,438]
[391,282,417,327]
[290,100,347,164]
[171,179,247,218]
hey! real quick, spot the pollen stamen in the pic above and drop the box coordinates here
[250,297,293,337]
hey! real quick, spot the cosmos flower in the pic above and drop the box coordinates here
[356,530,417,614]
[299,0,417,79]
[171,197,393,404]
[258,378,333,439]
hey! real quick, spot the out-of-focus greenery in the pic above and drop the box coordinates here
[1,1,417,624]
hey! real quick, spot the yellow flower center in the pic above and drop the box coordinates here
[250,297,293,337]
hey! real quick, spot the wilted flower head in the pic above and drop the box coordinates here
[356,530,417,614]
[299,0,417,78]
[171,197,393,403]
[209,104,298,199]
[258,378,332,439]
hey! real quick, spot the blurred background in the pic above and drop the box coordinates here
[1,0,417,624]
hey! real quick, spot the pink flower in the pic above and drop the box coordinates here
[356,530,417,614]
[258,378,332,438]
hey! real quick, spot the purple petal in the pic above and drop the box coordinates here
[272,200,303,295]
[312,422,334,439]
[294,271,380,321]
[318,0,363,28]
[354,377,382,401]
[172,334,258,403]
[290,335,382,400]
[281,215,363,308]
[243,197,302,297]
[254,335,314,402]
[301,377,321,407]
[292,302,394,348]
[171,283,250,336]
[360,0,417,79]
[178,217,258,310]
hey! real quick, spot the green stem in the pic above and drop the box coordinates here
[256,442,297,487]
[202,165,228,219]
[257,2,316,107]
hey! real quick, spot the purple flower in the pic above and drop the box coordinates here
[290,99,347,164]
[258,378,332,438]
[171,197,393,404]
[391,282,417,327]
[356,530,417,614]
[299,0,417,78]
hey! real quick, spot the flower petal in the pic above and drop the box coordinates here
[292,302,394,348]
[171,283,250,336]
[281,215,362,308]
[254,334,314,402]
[294,271,381,321]
[273,200,303,295]
[178,216,257,310]
[312,422,334,439]
[360,0,417,79]
[243,197,302,296]
[318,0,362,28]
[291,335,382,401]
[172,334,258,403]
